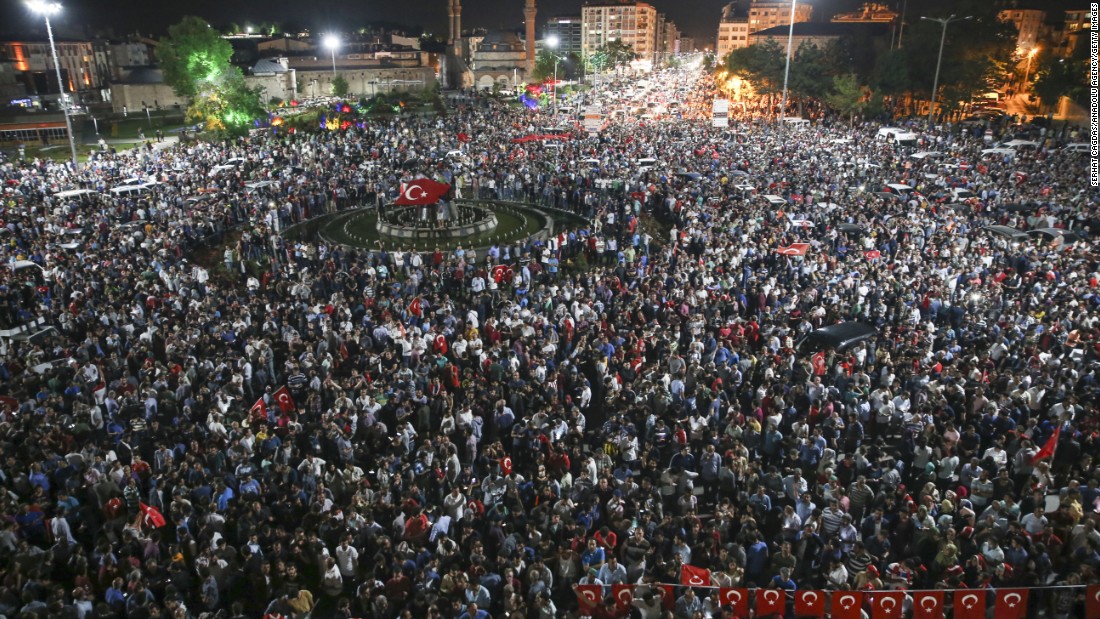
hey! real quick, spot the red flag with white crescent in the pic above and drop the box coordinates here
[500,455,513,476]
[680,564,710,587]
[794,590,825,617]
[1087,585,1100,619]
[776,243,810,256]
[492,264,512,283]
[612,584,633,613]
[995,589,1028,619]
[575,584,601,611]
[831,591,863,619]
[659,584,676,610]
[272,387,295,414]
[871,591,905,619]
[249,397,266,422]
[756,589,785,617]
[912,591,943,619]
[953,589,986,619]
[394,178,451,206]
[719,588,748,618]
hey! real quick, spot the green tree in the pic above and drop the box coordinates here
[156,16,235,98]
[788,43,833,108]
[331,75,350,98]
[531,50,558,83]
[725,39,784,95]
[1032,50,1088,113]
[871,49,910,97]
[826,73,865,125]
[600,40,636,70]
[156,16,263,135]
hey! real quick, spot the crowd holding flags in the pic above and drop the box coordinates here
[572,564,1093,618]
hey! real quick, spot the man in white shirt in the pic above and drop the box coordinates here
[334,537,359,579]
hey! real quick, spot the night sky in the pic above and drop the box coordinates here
[3,0,869,44]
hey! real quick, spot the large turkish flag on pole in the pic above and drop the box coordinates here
[995,589,1028,619]
[755,589,785,617]
[718,588,749,618]
[831,591,863,619]
[394,178,451,205]
[912,590,944,619]
[953,589,987,619]
[793,590,825,617]
[871,591,905,619]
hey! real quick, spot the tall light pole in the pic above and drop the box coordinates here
[922,14,971,127]
[1022,46,1038,92]
[778,0,799,123]
[323,34,340,76]
[547,35,560,115]
[27,1,78,170]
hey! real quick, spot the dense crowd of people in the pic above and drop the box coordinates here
[0,64,1097,619]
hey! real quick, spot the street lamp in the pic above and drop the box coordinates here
[1022,46,1039,92]
[921,14,972,127]
[547,35,561,115]
[323,34,340,76]
[778,0,799,123]
[27,0,78,170]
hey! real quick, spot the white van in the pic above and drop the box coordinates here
[876,127,918,145]
[762,195,788,206]
[1063,143,1090,153]
[110,185,151,198]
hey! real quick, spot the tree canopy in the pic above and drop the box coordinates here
[156,16,264,136]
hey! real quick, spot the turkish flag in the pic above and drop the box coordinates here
[408,297,422,317]
[871,591,905,619]
[794,590,825,617]
[811,351,827,375]
[755,589,785,617]
[612,584,633,613]
[680,564,711,587]
[272,386,295,414]
[912,591,944,619]
[776,243,810,256]
[492,264,513,283]
[1087,585,1100,619]
[575,584,602,611]
[718,588,749,618]
[457,132,470,143]
[864,250,882,259]
[831,591,863,619]
[249,397,266,422]
[394,178,451,205]
[138,502,167,528]
[1031,426,1061,464]
[996,589,1028,619]
[659,584,676,611]
[953,589,987,619]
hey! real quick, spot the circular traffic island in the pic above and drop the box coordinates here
[308,199,587,251]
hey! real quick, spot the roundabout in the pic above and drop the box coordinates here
[306,199,587,251]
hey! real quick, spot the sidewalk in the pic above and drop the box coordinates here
[87,136,180,152]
